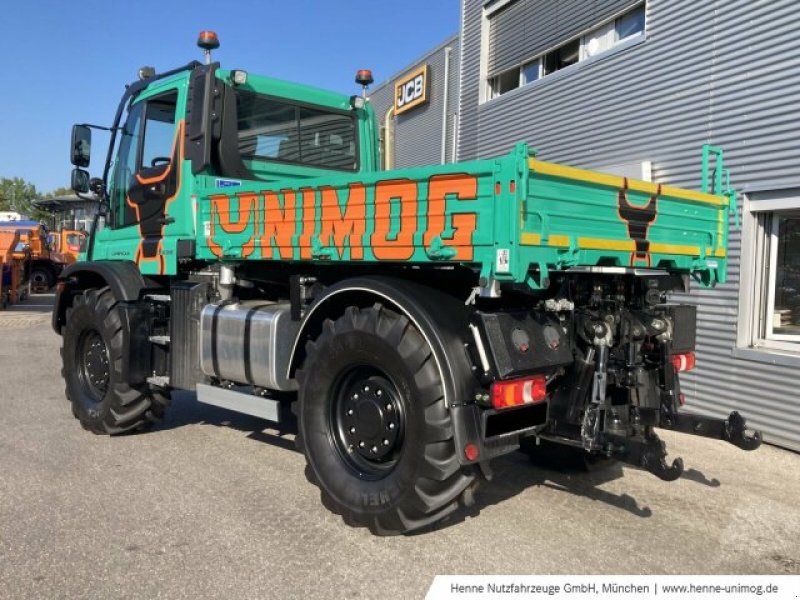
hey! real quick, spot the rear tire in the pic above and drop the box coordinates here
[296,304,476,535]
[61,287,170,434]
[31,265,55,290]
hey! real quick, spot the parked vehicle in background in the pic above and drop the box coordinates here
[48,229,87,266]
[0,228,31,308]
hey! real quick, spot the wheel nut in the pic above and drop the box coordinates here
[383,439,389,446]
[363,386,370,392]
[371,445,378,453]
[376,390,382,397]
[347,409,354,416]
[388,423,395,430]
[359,441,365,448]
[349,427,356,434]
[353,393,359,400]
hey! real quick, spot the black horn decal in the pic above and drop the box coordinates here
[617,178,659,266]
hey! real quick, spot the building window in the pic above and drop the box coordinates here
[521,60,541,84]
[489,68,521,98]
[543,38,580,76]
[764,212,800,342]
[741,198,800,355]
[616,4,646,41]
[486,3,646,99]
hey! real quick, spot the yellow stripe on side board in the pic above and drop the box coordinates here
[528,159,726,207]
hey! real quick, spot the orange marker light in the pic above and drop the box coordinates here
[197,30,220,50]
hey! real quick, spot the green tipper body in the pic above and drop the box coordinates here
[90,69,733,288]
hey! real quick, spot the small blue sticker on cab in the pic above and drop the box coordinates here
[215,178,242,188]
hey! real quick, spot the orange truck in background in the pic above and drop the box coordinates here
[0,220,85,290]
[0,229,31,308]
[48,229,87,266]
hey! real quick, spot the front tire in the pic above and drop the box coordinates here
[296,305,476,535]
[61,288,169,434]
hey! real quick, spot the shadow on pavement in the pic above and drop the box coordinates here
[157,390,656,534]
[681,467,721,488]
[157,390,299,453]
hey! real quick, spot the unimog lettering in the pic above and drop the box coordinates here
[207,174,480,261]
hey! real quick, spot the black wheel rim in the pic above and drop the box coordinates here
[329,367,406,480]
[31,270,48,286]
[77,328,110,405]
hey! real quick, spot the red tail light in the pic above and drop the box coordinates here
[671,352,696,372]
[491,375,548,410]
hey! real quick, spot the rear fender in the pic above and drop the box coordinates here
[287,276,476,409]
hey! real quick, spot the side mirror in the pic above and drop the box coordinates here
[71,168,90,193]
[71,124,92,167]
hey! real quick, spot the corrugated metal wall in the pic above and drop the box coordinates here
[370,36,461,169]
[458,0,800,450]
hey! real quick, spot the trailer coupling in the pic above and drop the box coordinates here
[598,411,761,482]
[660,410,762,451]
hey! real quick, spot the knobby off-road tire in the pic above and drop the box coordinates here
[295,304,477,535]
[61,287,170,434]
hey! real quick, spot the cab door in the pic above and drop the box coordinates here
[99,88,185,274]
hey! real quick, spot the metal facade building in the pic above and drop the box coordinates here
[374,0,800,450]
[370,35,461,169]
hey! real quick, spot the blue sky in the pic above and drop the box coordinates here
[0,0,459,194]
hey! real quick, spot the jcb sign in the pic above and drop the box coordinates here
[394,65,429,115]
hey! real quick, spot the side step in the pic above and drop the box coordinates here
[196,383,280,422]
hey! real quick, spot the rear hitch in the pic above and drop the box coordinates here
[640,434,684,481]
[659,409,762,451]
[604,429,684,482]
[724,411,762,451]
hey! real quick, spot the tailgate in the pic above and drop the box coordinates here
[517,150,731,286]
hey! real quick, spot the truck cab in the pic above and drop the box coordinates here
[79,61,378,276]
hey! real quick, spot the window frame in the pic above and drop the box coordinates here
[234,89,360,173]
[763,211,800,343]
[138,91,179,171]
[483,2,647,101]
[737,192,800,359]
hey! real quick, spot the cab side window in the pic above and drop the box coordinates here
[111,91,179,228]
[141,95,178,168]
[111,102,143,228]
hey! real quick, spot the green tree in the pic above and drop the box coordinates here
[0,177,39,216]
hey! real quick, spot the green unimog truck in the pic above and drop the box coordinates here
[55,32,760,534]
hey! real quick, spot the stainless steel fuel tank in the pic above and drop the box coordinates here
[199,301,299,391]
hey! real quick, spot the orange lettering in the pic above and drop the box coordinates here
[261,190,297,259]
[319,184,366,259]
[208,192,258,258]
[425,174,478,260]
[299,188,316,259]
[372,180,417,260]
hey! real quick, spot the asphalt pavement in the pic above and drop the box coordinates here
[1,294,799,599]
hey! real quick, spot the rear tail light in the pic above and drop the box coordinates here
[671,352,696,372]
[491,375,548,410]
